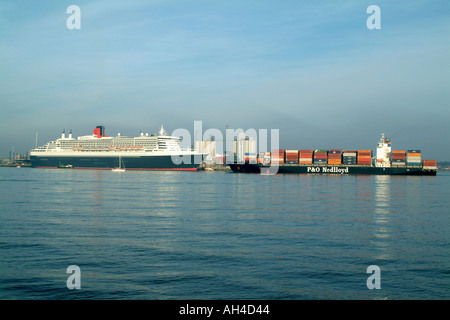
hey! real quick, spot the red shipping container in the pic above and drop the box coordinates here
[422,160,437,165]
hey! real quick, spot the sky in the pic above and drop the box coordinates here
[0,0,449,160]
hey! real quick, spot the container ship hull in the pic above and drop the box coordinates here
[30,154,199,171]
[229,163,437,176]
[230,134,437,176]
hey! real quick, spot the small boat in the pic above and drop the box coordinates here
[58,164,73,169]
[112,155,126,172]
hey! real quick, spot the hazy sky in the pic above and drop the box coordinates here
[1,0,449,159]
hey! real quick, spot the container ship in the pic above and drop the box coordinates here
[30,125,203,171]
[229,134,437,176]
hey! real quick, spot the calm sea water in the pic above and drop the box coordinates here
[0,167,448,300]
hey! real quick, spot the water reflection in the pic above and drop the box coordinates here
[373,176,392,261]
[93,170,103,207]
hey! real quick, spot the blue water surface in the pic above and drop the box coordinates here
[0,167,448,299]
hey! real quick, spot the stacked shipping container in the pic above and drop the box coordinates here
[422,160,437,170]
[357,150,372,165]
[260,147,433,169]
[328,150,342,165]
[391,150,406,166]
[406,150,421,166]
[257,152,272,164]
[298,150,314,164]
[314,150,327,164]
[342,150,357,165]
[299,150,313,164]
[271,149,285,164]
[285,150,299,164]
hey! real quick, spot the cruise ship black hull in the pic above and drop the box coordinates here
[229,163,437,176]
[30,154,200,171]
